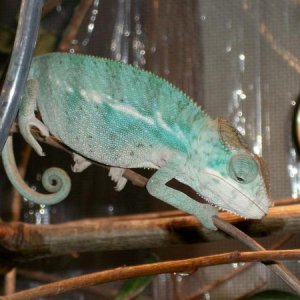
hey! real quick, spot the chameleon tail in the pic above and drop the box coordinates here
[2,135,71,205]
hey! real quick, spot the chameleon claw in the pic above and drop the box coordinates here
[72,153,92,172]
[109,167,128,191]
[194,204,218,230]
[23,118,49,156]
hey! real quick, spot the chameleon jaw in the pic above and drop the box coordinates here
[197,189,268,221]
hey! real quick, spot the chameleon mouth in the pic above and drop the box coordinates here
[199,191,268,219]
[199,170,269,219]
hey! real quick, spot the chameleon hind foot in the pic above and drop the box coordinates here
[72,153,92,172]
[19,117,49,156]
[109,167,128,191]
[18,79,49,156]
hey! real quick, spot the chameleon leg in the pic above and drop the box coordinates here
[147,159,218,230]
[18,79,49,156]
[109,167,128,191]
[72,153,92,172]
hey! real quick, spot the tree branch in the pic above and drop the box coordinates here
[213,216,300,295]
[2,249,300,300]
[0,203,299,269]
[185,233,295,300]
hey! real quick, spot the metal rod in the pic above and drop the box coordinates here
[0,0,44,152]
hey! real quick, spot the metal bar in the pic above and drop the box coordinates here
[0,0,44,152]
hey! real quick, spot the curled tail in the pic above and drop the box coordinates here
[2,135,71,205]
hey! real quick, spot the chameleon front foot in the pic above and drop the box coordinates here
[109,167,128,191]
[193,204,218,230]
[146,159,219,230]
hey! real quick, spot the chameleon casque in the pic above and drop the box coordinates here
[1,53,271,230]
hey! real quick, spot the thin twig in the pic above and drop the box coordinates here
[185,233,295,300]
[242,0,300,75]
[4,270,17,297]
[4,144,32,295]
[42,0,62,17]
[187,263,254,300]
[10,144,32,222]
[235,278,267,300]
[58,0,93,52]
[17,270,115,299]
[274,197,300,206]
[2,249,300,300]
[213,216,300,295]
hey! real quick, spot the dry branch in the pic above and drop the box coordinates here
[0,203,299,268]
[58,0,93,52]
[17,270,115,299]
[214,217,300,294]
[185,233,295,300]
[2,249,300,300]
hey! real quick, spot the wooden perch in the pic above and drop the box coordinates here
[2,249,300,300]
[0,203,299,268]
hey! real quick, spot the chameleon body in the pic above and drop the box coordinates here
[2,53,271,230]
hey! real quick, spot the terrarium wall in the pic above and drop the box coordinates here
[0,0,299,299]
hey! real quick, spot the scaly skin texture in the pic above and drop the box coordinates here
[1,53,271,230]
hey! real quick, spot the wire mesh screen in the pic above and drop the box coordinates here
[198,0,300,199]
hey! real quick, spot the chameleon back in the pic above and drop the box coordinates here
[28,53,208,168]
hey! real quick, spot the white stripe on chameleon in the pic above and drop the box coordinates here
[80,89,104,104]
[109,103,155,126]
[156,112,172,132]
[66,85,74,93]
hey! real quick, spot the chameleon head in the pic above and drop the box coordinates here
[192,118,271,220]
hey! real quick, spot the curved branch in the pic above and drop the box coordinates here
[2,249,300,300]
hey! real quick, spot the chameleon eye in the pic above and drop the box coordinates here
[229,154,258,184]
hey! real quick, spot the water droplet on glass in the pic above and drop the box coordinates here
[177,272,190,277]
[150,46,156,53]
[240,93,246,100]
[176,275,183,282]
[226,21,232,29]
[226,46,232,52]
[88,23,94,32]
[232,263,239,269]
[107,205,114,215]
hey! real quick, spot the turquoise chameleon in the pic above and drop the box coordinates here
[1,53,271,230]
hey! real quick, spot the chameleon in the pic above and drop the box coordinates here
[1,53,271,230]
